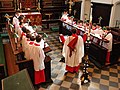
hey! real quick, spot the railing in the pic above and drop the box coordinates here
[60,20,109,49]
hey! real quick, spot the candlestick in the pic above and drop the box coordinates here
[69,0,73,14]
[90,15,92,23]
[20,3,22,9]
[38,2,40,9]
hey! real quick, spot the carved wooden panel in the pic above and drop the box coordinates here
[19,0,37,9]
[0,0,14,11]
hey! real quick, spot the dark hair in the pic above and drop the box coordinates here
[26,29,30,34]
[96,23,101,26]
[67,14,72,17]
[92,23,96,26]
[22,27,27,33]
[18,15,25,22]
[86,22,89,26]
[64,9,68,12]
[15,11,19,14]
[71,29,76,34]
[19,22,23,25]
[30,35,36,41]
[77,20,83,24]
[36,35,42,42]
[106,26,111,31]
[26,33,31,38]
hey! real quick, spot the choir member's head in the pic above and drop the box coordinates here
[63,10,68,15]
[30,35,36,41]
[67,14,72,20]
[83,22,89,28]
[36,34,42,43]
[71,28,77,34]
[26,19,31,26]
[71,16,74,21]
[26,29,30,34]
[77,20,83,26]
[92,23,96,30]
[18,15,25,23]
[26,33,31,39]
[19,22,24,28]
[96,23,101,29]
[15,11,20,18]
[22,27,27,33]
[105,26,111,33]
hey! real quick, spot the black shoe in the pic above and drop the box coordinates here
[59,57,65,63]
[64,71,68,75]
[34,84,40,89]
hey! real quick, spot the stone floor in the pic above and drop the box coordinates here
[37,31,120,90]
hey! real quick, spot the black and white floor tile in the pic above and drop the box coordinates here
[38,31,120,90]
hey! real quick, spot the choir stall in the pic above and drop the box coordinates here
[59,20,120,68]
[4,15,53,86]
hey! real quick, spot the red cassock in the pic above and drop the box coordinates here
[106,52,110,63]
[82,34,87,43]
[60,34,65,44]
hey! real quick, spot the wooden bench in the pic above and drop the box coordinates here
[6,21,53,85]
[0,64,5,89]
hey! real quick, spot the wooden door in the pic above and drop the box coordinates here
[92,2,113,26]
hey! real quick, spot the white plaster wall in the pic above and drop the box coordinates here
[91,0,113,4]
[80,0,85,20]
[109,0,120,27]
[84,0,91,20]
[113,3,120,27]
[113,0,120,4]
[80,0,120,26]
[80,0,91,20]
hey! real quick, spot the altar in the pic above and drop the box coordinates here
[19,12,42,26]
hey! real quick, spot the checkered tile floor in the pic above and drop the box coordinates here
[38,31,120,90]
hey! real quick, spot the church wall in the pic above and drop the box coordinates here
[113,0,120,4]
[84,0,91,20]
[113,3,120,27]
[109,0,120,27]
[91,0,113,4]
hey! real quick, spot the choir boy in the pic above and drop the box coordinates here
[92,23,104,36]
[102,27,113,65]
[32,35,46,85]
[62,29,84,73]
[13,11,20,33]
[61,10,68,21]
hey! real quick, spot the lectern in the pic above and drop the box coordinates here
[2,69,35,90]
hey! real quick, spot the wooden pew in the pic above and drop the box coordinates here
[6,22,53,84]
[6,23,22,55]
[60,20,120,68]
[110,27,120,63]
[0,64,5,89]
[88,43,108,68]
[16,47,53,84]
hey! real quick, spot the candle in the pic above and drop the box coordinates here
[38,2,40,9]
[20,3,22,9]
[90,15,92,23]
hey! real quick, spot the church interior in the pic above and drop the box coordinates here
[0,0,120,90]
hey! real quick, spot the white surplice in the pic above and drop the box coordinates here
[13,16,20,33]
[32,44,45,71]
[102,33,113,52]
[62,36,84,67]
